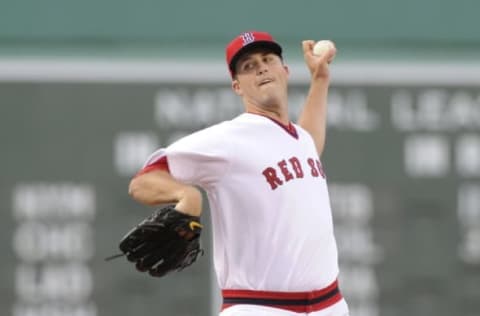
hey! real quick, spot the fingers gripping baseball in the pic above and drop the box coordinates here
[302,40,336,78]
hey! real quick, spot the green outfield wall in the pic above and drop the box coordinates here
[0,0,479,60]
[1,63,479,316]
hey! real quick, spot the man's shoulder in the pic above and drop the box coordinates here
[292,123,315,140]
[167,116,242,150]
[195,113,253,134]
[195,116,242,135]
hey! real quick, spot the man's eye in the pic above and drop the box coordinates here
[243,63,253,70]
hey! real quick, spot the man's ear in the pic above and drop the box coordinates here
[231,79,242,96]
[284,64,290,75]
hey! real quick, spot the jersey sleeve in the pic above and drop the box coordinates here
[142,125,231,188]
[135,155,169,177]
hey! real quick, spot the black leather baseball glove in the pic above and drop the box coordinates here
[112,205,203,277]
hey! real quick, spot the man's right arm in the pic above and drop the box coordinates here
[128,169,203,216]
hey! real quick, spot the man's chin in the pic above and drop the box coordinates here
[259,96,282,108]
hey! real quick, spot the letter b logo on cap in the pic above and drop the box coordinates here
[241,32,255,46]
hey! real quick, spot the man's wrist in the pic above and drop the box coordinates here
[176,186,203,216]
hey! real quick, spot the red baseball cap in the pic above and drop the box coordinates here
[226,31,283,77]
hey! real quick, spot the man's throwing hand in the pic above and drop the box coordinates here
[302,40,337,79]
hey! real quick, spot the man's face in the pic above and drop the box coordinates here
[231,49,289,108]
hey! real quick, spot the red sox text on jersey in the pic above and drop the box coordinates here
[262,156,326,190]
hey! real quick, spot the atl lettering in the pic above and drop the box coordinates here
[262,156,326,190]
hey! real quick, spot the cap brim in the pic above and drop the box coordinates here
[229,41,282,75]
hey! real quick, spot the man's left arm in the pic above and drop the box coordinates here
[297,40,336,156]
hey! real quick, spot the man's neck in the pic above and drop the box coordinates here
[245,106,289,125]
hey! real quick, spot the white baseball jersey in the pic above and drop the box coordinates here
[143,112,339,292]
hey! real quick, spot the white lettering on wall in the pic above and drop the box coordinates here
[13,302,97,316]
[12,183,96,316]
[114,132,158,176]
[329,183,381,316]
[13,222,94,262]
[154,88,242,128]
[404,135,449,177]
[327,89,380,131]
[455,134,480,177]
[391,89,480,131]
[457,184,480,264]
[13,184,95,221]
[15,263,93,303]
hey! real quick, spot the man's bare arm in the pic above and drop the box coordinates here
[128,169,202,216]
[297,40,336,156]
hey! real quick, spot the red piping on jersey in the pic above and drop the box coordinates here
[247,112,298,139]
[134,156,170,177]
[221,279,342,313]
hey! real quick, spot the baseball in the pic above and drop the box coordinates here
[313,40,335,58]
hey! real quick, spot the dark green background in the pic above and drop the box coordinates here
[1,81,479,316]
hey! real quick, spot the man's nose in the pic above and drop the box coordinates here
[257,62,269,74]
